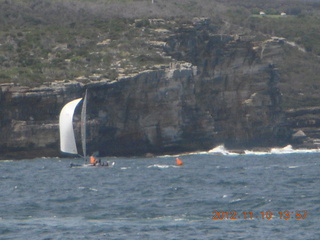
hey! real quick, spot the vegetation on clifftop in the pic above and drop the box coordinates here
[1,0,320,109]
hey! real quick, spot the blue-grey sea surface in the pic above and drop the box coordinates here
[0,150,319,239]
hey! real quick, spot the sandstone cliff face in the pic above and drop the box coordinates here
[163,24,285,149]
[0,21,287,159]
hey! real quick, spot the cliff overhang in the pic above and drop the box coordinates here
[0,19,291,159]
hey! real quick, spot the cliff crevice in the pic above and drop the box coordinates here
[0,20,296,159]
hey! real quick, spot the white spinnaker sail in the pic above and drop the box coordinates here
[81,90,87,158]
[59,98,83,154]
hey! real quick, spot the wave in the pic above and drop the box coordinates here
[156,144,320,158]
[120,166,131,170]
[207,145,239,155]
[176,144,320,157]
[203,144,320,156]
[147,164,179,169]
[176,145,240,157]
[245,145,320,155]
[288,165,299,169]
[146,215,203,222]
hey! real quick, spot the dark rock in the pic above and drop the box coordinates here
[0,26,290,159]
[292,130,306,139]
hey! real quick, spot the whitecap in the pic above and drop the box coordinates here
[158,144,239,157]
[288,165,299,169]
[147,164,176,169]
[244,145,320,155]
[270,145,293,153]
[244,150,269,155]
[120,167,131,170]
[208,145,239,155]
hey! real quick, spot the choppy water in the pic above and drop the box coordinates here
[1,149,320,239]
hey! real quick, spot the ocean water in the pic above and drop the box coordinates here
[1,147,320,240]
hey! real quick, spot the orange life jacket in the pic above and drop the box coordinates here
[89,156,95,164]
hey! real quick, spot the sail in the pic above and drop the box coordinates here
[59,98,83,155]
[81,90,87,157]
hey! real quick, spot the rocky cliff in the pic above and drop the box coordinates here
[0,19,295,159]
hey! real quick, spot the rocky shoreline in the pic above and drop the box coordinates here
[2,143,319,161]
[1,18,320,160]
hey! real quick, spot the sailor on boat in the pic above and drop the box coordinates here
[90,156,109,167]
[89,155,96,165]
[102,160,109,167]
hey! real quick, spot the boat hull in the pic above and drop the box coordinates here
[70,162,115,168]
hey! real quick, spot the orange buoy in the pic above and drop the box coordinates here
[175,157,183,166]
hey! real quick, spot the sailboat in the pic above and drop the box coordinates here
[59,90,112,167]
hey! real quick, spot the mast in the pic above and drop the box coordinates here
[81,89,88,158]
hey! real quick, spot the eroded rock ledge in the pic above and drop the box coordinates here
[0,20,300,159]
